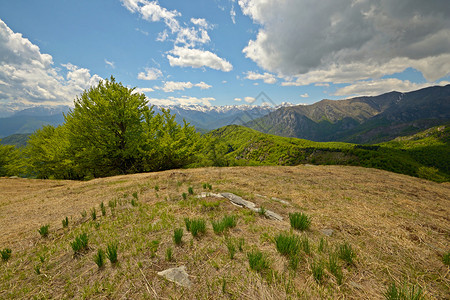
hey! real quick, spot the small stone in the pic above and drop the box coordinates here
[157,266,192,288]
[321,229,334,236]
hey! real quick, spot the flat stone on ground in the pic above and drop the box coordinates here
[157,266,192,288]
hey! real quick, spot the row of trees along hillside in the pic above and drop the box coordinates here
[1,77,200,179]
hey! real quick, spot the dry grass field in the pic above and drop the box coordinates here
[0,165,449,299]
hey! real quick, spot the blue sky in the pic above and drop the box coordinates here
[0,0,449,113]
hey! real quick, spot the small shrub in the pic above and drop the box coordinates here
[154,185,159,191]
[247,249,270,273]
[81,210,87,218]
[106,242,118,264]
[132,192,138,200]
[207,183,212,190]
[166,247,173,261]
[70,233,89,254]
[1,248,12,261]
[311,260,324,283]
[443,252,450,266]
[38,224,50,238]
[225,238,236,259]
[289,212,311,231]
[91,208,97,221]
[328,253,343,285]
[174,228,183,245]
[189,218,206,237]
[100,202,106,216]
[188,186,194,195]
[62,216,69,228]
[202,183,207,189]
[384,282,425,300]
[94,249,105,268]
[131,198,137,207]
[182,192,187,200]
[338,242,356,265]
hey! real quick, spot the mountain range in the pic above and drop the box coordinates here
[0,85,448,143]
[246,85,450,144]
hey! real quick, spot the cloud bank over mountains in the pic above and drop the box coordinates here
[239,0,450,86]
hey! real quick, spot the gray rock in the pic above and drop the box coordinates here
[321,229,334,236]
[271,197,291,206]
[264,209,283,221]
[196,192,224,198]
[221,193,257,210]
[157,266,192,288]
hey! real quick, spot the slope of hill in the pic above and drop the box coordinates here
[0,133,30,147]
[0,166,448,299]
[204,125,450,182]
[246,85,450,144]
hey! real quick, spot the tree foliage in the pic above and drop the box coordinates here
[24,76,200,179]
[0,142,24,176]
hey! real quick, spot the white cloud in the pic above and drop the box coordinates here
[135,28,149,36]
[244,96,255,103]
[300,93,309,98]
[191,18,209,28]
[104,59,115,69]
[0,19,101,109]
[245,71,276,84]
[167,47,233,72]
[239,0,450,83]
[230,2,237,24]
[137,67,163,80]
[148,96,215,106]
[222,80,227,84]
[234,97,242,101]
[133,87,154,94]
[334,78,450,97]
[121,0,180,32]
[155,81,212,92]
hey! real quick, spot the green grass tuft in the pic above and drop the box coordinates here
[62,216,69,228]
[38,224,50,238]
[100,202,106,216]
[70,233,89,254]
[188,186,194,195]
[311,260,325,283]
[384,282,425,300]
[289,212,311,231]
[91,208,97,220]
[247,249,270,273]
[225,238,236,259]
[328,253,343,285]
[173,228,183,245]
[1,248,12,261]
[94,249,105,268]
[106,242,118,264]
[338,242,356,265]
[442,252,450,266]
[275,232,301,257]
[184,218,206,237]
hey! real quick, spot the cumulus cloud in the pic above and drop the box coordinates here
[0,19,101,110]
[121,0,232,71]
[137,67,163,80]
[234,97,242,101]
[147,96,215,106]
[300,93,309,98]
[245,71,276,84]
[133,87,154,94]
[155,80,212,92]
[239,0,450,83]
[334,78,450,97]
[167,47,233,72]
[244,96,255,103]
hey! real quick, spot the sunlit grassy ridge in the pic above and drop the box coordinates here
[202,124,450,182]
